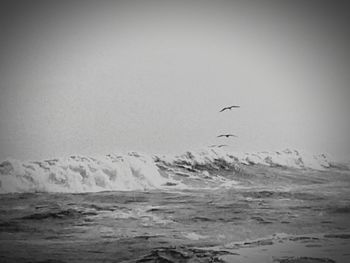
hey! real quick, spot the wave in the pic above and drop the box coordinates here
[0,153,168,193]
[155,148,332,171]
[0,148,335,193]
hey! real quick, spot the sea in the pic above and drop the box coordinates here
[0,149,349,262]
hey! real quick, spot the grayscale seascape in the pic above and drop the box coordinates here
[1,1,350,262]
[1,152,350,262]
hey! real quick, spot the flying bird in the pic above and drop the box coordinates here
[217,134,237,138]
[209,144,228,148]
[219,105,240,112]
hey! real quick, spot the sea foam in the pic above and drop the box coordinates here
[155,148,332,171]
[0,153,167,193]
[0,149,334,193]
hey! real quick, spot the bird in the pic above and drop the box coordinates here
[219,105,240,112]
[209,144,228,148]
[217,134,237,138]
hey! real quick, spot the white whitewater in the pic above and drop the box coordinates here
[0,149,334,193]
[156,148,332,170]
[0,153,167,193]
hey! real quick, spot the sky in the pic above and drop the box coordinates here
[0,0,349,161]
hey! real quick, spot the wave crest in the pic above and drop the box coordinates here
[0,153,167,193]
[0,148,334,193]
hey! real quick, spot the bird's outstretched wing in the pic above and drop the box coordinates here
[218,134,237,138]
[220,105,240,112]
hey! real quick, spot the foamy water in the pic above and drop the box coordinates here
[0,149,336,193]
[0,151,349,263]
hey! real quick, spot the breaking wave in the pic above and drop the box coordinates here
[0,153,167,193]
[0,149,334,193]
[156,148,332,171]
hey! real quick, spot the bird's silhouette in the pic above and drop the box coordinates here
[219,105,240,112]
[217,134,237,138]
[209,144,228,148]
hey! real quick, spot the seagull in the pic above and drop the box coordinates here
[219,105,240,112]
[209,144,228,148]
[217,134,237,138]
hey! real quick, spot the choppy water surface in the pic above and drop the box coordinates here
[0,165,350,262]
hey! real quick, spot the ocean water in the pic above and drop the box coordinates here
[0,149,349,262]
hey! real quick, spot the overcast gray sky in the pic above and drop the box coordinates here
[0,0,349,160]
